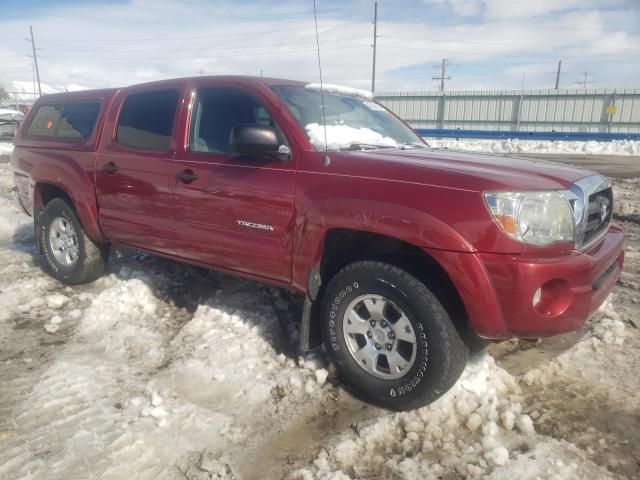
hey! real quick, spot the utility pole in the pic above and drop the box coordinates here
[371,1,378,94]
[32,60,37,99]
[27,26,42,97]
[432,58,452,92]
[554,60,562,89]
[577,71,594,89]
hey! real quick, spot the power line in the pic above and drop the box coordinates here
[36,43,372,63]
[382,21,625,32]
[375,43,640,64]
[432,58,452,91]
[35,21,364,43]
[380,34,640,52]
[23,35,370,55]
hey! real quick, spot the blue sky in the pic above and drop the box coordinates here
[0,0,639,95]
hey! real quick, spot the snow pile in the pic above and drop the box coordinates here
[613,178,640,216]
[76,274,171,371]
[0,259,335,479]
[521,299,627,388]
[426,138,640,156]
[0,142,14,155]
[291,354,535,479]
[306,123,398,150]
[305,83,374,100]
[293,293,635,480]
[594,298,626,338]
[485,439,616,480]
[0,164,34,243]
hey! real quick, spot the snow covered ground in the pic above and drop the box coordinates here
[425,138,640,156]
[0,163,638,480]
[0,142,14,156]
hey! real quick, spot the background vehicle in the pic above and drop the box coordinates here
[10,76,624,410]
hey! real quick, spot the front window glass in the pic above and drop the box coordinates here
[190,87,285,154]
[271,84,424,151]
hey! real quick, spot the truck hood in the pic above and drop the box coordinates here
[342,147,594,191]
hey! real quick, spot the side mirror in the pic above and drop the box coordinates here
[230,123,289,161]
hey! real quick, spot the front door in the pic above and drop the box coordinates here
[96,89,181,255]
[171,86,296,283]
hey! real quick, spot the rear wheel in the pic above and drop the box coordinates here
[321,260,468,411]
[39,198,109,284]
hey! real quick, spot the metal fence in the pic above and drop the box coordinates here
[376,88,640,134]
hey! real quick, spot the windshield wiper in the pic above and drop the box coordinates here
[338,143,395,151]
[400,142,429,149]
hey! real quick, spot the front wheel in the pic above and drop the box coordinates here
[39,198,109,284]
[321,260,468,411]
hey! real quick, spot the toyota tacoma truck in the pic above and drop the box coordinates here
[10,76,624,410]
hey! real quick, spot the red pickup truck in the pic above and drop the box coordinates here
[11,76,624,410]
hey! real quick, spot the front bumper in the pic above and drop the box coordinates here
[426,225,625,338]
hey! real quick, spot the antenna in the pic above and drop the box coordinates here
[312,0,329,154]
[371,0,378,93]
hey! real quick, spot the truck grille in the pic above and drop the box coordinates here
[584,187,612,246]
[568,175,613,250]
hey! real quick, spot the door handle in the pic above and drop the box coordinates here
[175,170,198,183]
[103,162,119,174]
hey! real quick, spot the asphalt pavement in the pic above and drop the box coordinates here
[514,154,640,178]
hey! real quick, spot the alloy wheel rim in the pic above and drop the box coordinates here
[342,294,417,380]
[49,217,79,267]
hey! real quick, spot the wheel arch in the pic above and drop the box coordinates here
[299,227,477,352]
[33,179,106,243]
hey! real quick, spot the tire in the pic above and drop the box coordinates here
[321,260,469,411]
[38,198,109,284]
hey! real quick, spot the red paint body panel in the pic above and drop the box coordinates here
[10,75,625,340]
[169,79,299,282]
[478,225,624,337]
[94,83,185,255]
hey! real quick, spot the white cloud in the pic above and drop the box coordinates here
[423,0,483,17]
[482,0,619,20]
[424,0,626,20]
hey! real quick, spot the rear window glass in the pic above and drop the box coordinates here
[27,101,101,139]
[27,105,62,137]
[57,102,101,138]
[116,90,179,151]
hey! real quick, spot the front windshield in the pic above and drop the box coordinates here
[271,84,424,151]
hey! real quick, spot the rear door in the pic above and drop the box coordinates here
[170,83,296,283]
[95,87,182,254]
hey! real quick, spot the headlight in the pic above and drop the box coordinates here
[484,191,574,246]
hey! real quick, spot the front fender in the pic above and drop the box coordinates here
[291,196,474,293]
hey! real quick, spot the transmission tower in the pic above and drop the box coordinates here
[432,58,452,92]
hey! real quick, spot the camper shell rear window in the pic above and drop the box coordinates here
[26,100,101,140]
